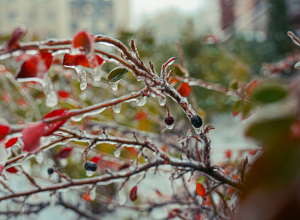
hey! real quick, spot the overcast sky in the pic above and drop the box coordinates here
[130,0,208,28]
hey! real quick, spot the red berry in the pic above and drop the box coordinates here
[164,116,174,126]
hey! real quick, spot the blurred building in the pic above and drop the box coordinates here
[0,0,130,39]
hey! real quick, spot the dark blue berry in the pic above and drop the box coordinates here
[191,115,203,128]
[164,116,174,126]
[84,161,97,172]
[47,167,54,175]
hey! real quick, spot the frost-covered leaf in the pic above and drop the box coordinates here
[6,167,19,174]
[177,82,191,97]
[107,67,128,82]
[42,109,69,136]
[57,90,70,99]
[63,53,104,68]
[72,30,93,54]
[22,122,46,152]
[196,183,206,197]
[5,137,18,148]
[0,124,10,141]
[129,185,138,201]
[5,26,26,53]
[55,147,73,159]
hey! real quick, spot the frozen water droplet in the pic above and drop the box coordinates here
[151,92,156,98]
[166,123,174,129]
[110,81,118,91]
[118,189,126,205]
[113,102,122,113]
[6,148,11,157]
[36,152,43,164]
[46,90,58,107]
[136,96,147,106]
[86,170,94,177]
[193,127,201,134]
[114,147,121,157]
[60,159,68,167]
[92,66,102,81]
[74,66,87,90]
[158,94,166,106]
[90,187,96,200]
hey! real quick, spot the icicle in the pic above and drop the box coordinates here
[74,66,87,90]
[86,170,94,177]
[112,102,122,113]
[50,195,56,206]
[151,92,156,98]
[90,187,96,200]
[71,114,85,122]
[136,96,147,106]
[36,151,43,164]
[110,81,119,91]
[43,73,57,107]
[92,66,102,81]
[114,147,121,157]
[158,94,166,106]
[193,127,201,134]
[118,189,126,205]
[6,148,12,157]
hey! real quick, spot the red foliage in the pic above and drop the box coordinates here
[155,189,162,197]
[134,111,148,121]
[224,150,232,158]
[248,149,258,156]
[5,27,26,53]
[72,30,93,54]
[245,79,258,96]
[57,90,70,99]
[2,93,11,103]
[168,208,182,219]
[82,192,91,201]
[196,183,206,197]
[91,155,102,164]
[117,163,130,171]
[0,124,10,141]
[5,137,18,148]
[177,82,191,97]
[22,122,47,152]
[42,109,69,136]
[6,167,19,174]
[15,53,53,79]
[169,77,179,86]
[63,53,104,68]
[55,147,73,159]
[129,185,138,201]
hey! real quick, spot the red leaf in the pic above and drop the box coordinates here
[2,93,11,103]
[63,53,103,68]
[168,208,182,219]
[224,150,232,158]
[169,77,179,86]
[5,137,18,148]
[118,163,130,171]
[155,189,162,197]
[57,90,70,99]
[5,27,26,53]
[82,192,91,201]
[245,79,258,97]
[6,166,19,174]
[196,183,206,197]
[72,30,93,54]
[55,147,73,159]
[177,82,191,97]
[134,112,148,121]
[0,125,10,141]
[15,53,52,79]
[129,185,138,201]
[22,122,47,153]
[91,155,102,164]
[42,109,69,136]
[248,149,258,156]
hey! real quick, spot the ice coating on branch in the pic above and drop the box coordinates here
[110,81,119,91]
[60,159,68,167]
[166,123,174,130]
[90,187,96,200]
[43,73,57,107]
[158,94,166,106]
[36,151,43,164]
[114,147,121,157]
[50,195,56,206]
[0,141,7,177]
[71,108,106,121]
[136,96,147,106]
[74,66,87,90]
[112,102,122,113]
[1,169,9,181]
[71,114,85,122]
[6,147,12,157]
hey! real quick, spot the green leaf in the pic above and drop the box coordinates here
[229,79,238,90]
[232,100,243,116]
[251,84,288,104]
[173,64,185,76]
[242,101,254,119]
[107,67,128,82]
[224,196,231,201]
[196,176,205,184]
